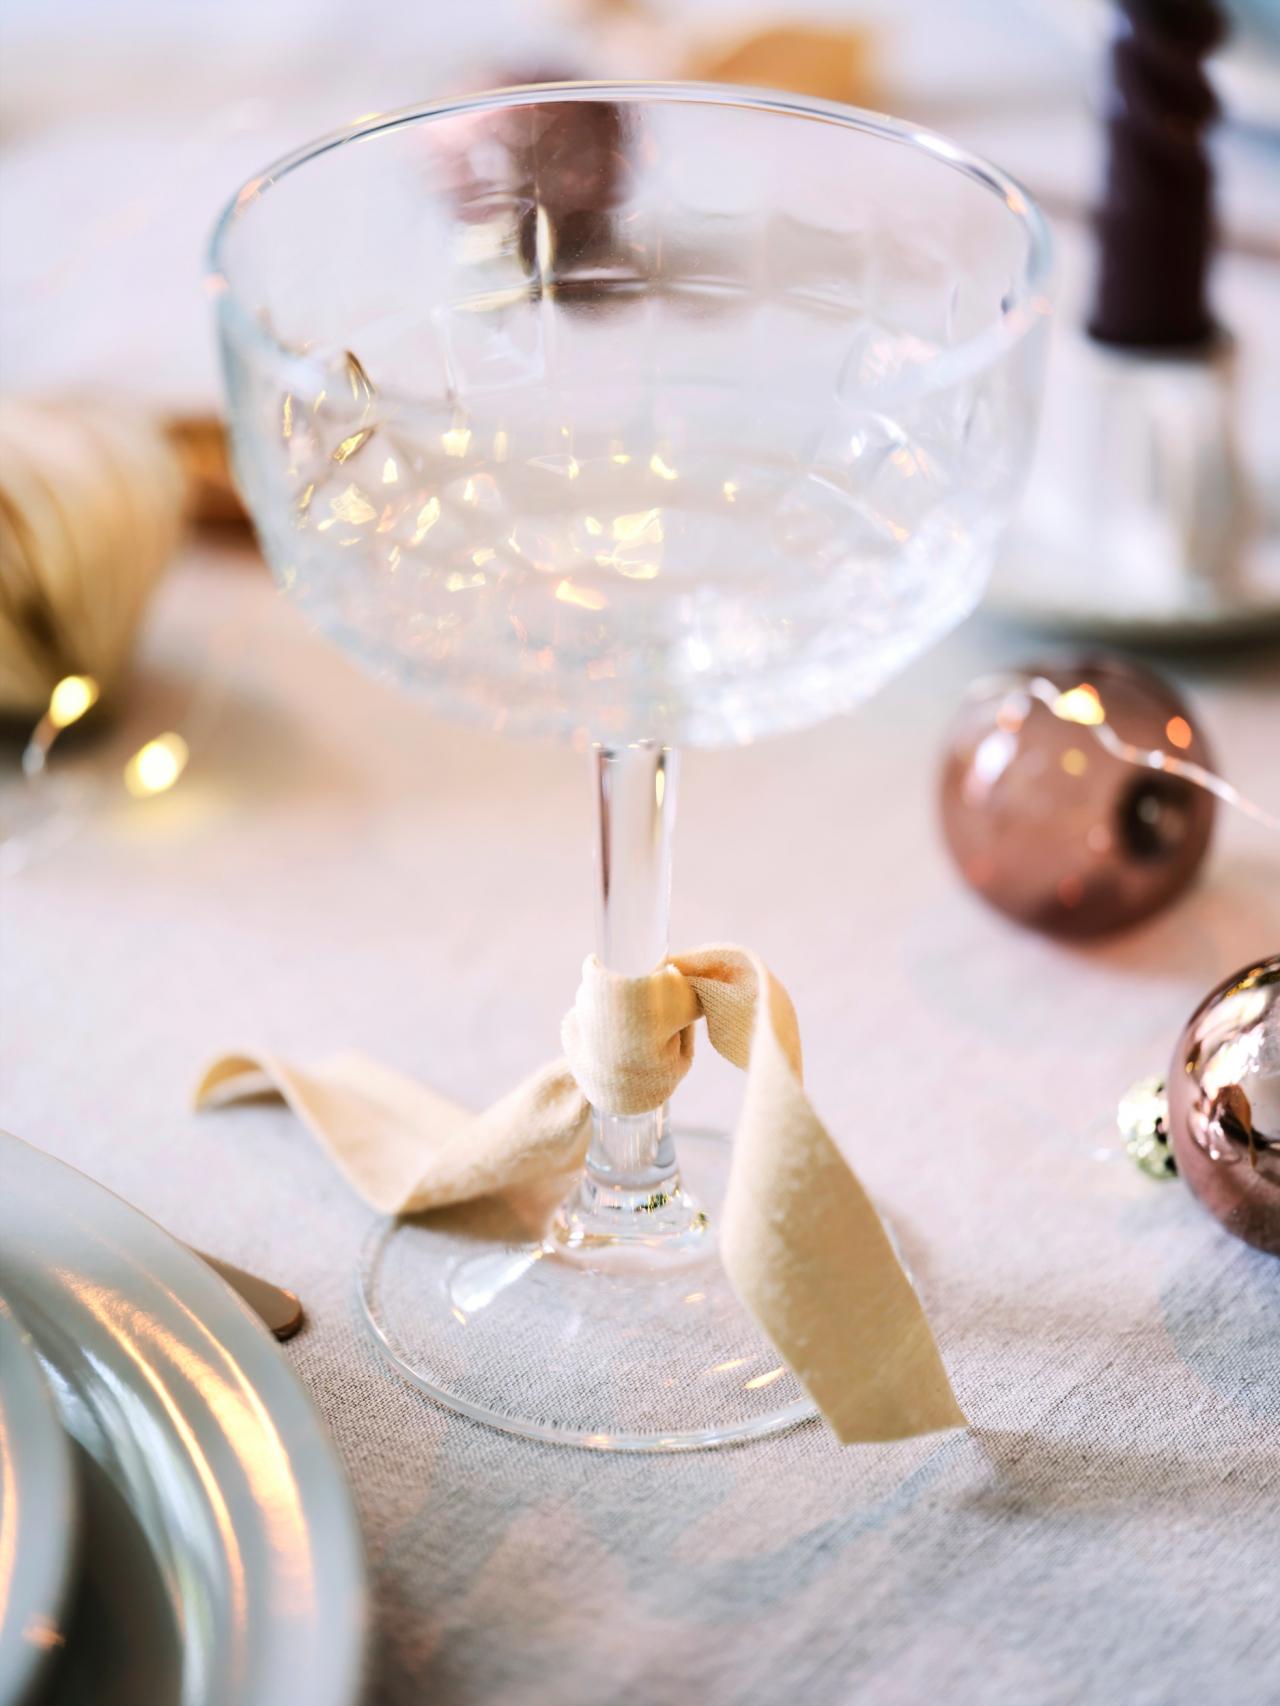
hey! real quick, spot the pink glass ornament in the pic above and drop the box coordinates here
[940,655,1216,936]
[1168,954,1280,1257]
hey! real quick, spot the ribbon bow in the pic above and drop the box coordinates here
[196,945,966,1444]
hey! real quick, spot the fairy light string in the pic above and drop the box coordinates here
[19,674,187,800]
[969,669,1280,835]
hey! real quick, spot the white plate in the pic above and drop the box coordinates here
[0,1133,367,1706]
[0,1294,78,1706]
[990,520,1280,644]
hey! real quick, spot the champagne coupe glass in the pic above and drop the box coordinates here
[211,83,1050,1450]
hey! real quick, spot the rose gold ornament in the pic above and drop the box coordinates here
[939,655,1216,936]
[1167,954,1280,1257]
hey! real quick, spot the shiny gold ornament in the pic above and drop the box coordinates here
[1118,1075,1177,1180]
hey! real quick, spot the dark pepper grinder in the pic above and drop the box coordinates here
[1090,0,1225,350]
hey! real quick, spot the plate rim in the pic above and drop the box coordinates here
[0,1131,369,1706]
[0,1293,79,1706]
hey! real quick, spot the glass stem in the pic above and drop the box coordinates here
[586,741,680,1195]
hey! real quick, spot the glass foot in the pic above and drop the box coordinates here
[357,1129,817,1451]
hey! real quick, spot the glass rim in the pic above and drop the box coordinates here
[208,79,1054,401]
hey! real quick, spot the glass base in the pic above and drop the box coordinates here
[357,1129,817,1451]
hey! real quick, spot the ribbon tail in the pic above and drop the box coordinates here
[194,1049,590,1216]
[196,946,966,1445]
[715,965,968,1444]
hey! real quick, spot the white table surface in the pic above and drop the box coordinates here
[2,541,1278,1706]
[3,3,1279,1698]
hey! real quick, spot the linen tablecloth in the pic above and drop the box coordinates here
[2,544,1277,1705]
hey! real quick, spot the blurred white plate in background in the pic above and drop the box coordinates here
[988,223,1280,640]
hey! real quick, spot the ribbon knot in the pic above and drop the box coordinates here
[195,943,965,1444]
[563,949,805,1118]
[562,958,699,1114]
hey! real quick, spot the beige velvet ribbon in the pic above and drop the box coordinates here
[195,944,966,1444]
